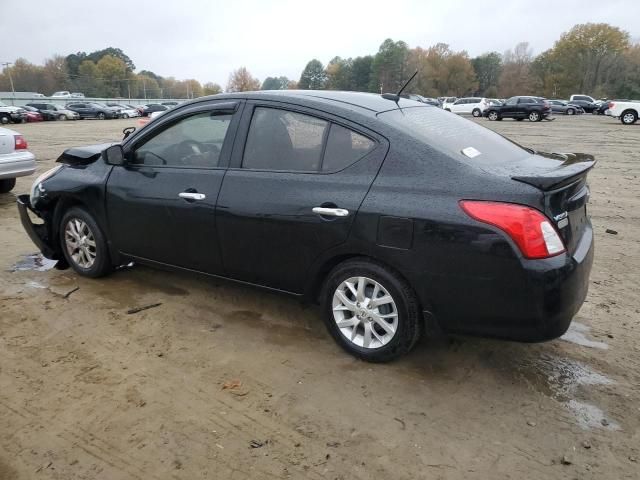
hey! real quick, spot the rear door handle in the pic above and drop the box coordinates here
[179,192,206,201]
[312,207,349,217]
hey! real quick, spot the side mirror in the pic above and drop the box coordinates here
[103,145,125,166]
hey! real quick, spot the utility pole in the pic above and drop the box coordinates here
[142,78,147,101]
[2,62,15,105]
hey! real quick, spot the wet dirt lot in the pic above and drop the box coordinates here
[1,115,639,479]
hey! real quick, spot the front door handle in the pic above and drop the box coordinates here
[312,207,349,217]
[179,192,206,201]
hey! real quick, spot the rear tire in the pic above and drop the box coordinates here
[97,112,106,120]
[0,114,9,124]
[472,108,482,117]
[515,118,524,121]
[487,111,499,121]
[528,111,541,122]
[0,178,16,193]
[621,110,637,125]
[59,207,113,278]
[58,114,66,121]
[322,258,422,362]
[122,113,129,119]
[566,108,575,115]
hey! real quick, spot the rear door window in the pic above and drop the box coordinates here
[242,107,328,171]
[322,124,375,172]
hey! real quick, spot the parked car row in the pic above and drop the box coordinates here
[0,101,182,124]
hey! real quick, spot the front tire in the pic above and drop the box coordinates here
[97,112,106,120]
[59,207,112,278]
[58,114,67,121]
[322,259,421,362]
[0,178,16,193]
[566,108,575,115]
[621,110,637,125]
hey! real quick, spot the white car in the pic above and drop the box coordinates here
[447,97,489,117]
[569,94,596,103]
[51,91,72,98]
[607,100,640,125]
[106,104,140,118]
[0,126,36,193]
[441,97,457,110]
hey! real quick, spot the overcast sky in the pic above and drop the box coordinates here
[1,0,638,86]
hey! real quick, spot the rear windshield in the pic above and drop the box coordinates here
[378,106,530,165]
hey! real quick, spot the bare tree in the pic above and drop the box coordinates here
[226,67,260,92]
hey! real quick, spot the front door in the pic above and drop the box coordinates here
[216,103,388,293]
[106,101,242,274]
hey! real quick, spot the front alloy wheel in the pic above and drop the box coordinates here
[333,276,398,349]
[60,207,112,277]
[64,218,97,269]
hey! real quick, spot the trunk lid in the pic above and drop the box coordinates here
[490,151,595,254]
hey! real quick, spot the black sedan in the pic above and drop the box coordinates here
[65,102,119,119]
[141,103,169,117]
[16,91,595,362]
[547,100,582,115]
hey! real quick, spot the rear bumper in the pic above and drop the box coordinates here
[0,151,36,179]
[430,225,594,342]
[16,194,59,259]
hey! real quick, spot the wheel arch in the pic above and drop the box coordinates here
[304,253,438,332]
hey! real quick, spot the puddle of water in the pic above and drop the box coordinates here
[520,354,613,399]
[11,253,57,272]
[566,400,620,431]
[26,280,47,289]
[561,322,608,350]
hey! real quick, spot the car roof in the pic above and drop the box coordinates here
[191,90,421,116]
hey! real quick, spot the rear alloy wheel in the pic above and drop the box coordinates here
[487,111,499,121]
[97,112,106,120]
[60,207,112,278]
[528,111,540,122]
[0,114,9,124]
[323,259,421,362]
[0,178,16,193]
[567,108,575,115]
[472,108,482,117]
[621,110,637,125]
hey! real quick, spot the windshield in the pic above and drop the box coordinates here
[378,106,530,165]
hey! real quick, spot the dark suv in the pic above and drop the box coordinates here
[17,91,594,362]
[483,96,552,122]
[65,102,119,119]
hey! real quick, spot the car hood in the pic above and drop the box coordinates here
[56,142,118,165]
[0,105,23,113]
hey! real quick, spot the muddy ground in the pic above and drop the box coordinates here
[0,115,638,479]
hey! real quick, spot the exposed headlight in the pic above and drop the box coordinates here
[30,165,64,208]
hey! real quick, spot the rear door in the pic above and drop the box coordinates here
[106,101,242,273]
[0,129,14,154]
[216,102,388,292]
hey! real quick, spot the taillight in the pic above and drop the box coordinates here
[14,135,27,150]
[459,200,565,259]
[609,102,614,109]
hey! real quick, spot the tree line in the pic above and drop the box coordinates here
[1,23,638,100]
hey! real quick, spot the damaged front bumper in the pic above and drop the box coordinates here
[16,194,59,260]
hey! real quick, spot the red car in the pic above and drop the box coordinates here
[22,106,44,122]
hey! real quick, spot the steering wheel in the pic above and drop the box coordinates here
[173,139,205,161]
